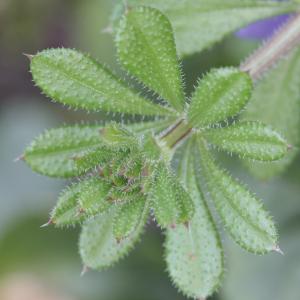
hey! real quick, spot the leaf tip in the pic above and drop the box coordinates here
[273,245,284,256]
[23,53,34,61]
[80,265,89,277]
[14,154,25,162]
[40,218,54,228]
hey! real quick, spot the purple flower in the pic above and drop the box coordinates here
[236,14,291,40]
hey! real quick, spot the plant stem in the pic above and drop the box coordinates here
[159,118,192,149]
[240,12,300,80]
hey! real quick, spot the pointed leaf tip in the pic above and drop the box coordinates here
[80,265,89,277]
[23,53,34,61]
[40,219,54,228]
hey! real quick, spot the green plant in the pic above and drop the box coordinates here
[22,3,300,299]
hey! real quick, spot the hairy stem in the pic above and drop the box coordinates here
[240,12,300,80]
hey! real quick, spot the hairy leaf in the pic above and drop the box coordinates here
[113,197,149,240]
[30,48,172,116]
[203,121,289,161]
[166,138,223,299]
[24,119,172,178]
[100,123,137,147]
[116,6,184,112]
[79,207,145,269]
[149,162,194,228]
[114,0,297,56]
[51,177,112,227]
[188,68,252,128]
[24,125,103,178]
[243,48,300,178]
[78,177,112,215]
[197,138,278,254]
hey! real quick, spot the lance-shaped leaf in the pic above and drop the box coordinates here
[24,125,103,178]
[203,121,289,161]
[100,123,138,147]
[197,138,278,254]
[166,139,223,299]
[243,47,300,178]
[188,68,252,128]
[149,162,194,228]
[24,119,170,178]
[113,197,148,240]
[51,177,112,227]
[114,0,297,56]
[79,206,146,270]
[30,48,171,116]
[78,177,112,215]
[116,6,184,112]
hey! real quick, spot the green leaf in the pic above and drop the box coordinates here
[100,123,137,147]
[78,177,112,215]
[203,121,289,161]
[51,180,88,227]
[116,0,298,56]
[166,138,223,299]
[188,68,252,128]
[149,162,194,228]
[243,48,300,178]
[24,119,172,178]
[116,6,184,112]
[51,177,112,227]
[113,197,149,240]
[79,206,145,270]
[30,48,172,116]
[197,137,278,254]
[24,125,103,178]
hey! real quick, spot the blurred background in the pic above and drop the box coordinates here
[0,1,299,299]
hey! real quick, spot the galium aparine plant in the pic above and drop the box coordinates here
[22,5,291,299]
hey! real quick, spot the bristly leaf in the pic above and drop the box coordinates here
[149,161,194,228]
[24,120,173,178]
[188,68,252,128]
[77,177,112,215]
[165,138,223,299]
[113,197,149,240]
[51,177,112,227]
[203,121,289,161]
[80,206,146,270]
[243,47,300,178]
[24,125,103,178]
[100,123,137,147]
[197,137,278,254]
[113,0,297,56]
[116,6,185,112]
[30,48,172,116]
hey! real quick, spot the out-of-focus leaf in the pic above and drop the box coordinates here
[243,48,300,179]
[188,68,252,128]
[79,207,145,269]
[165,138,223,299]
[114,0,297,56]
[197,137,278,254]
[203,121,289,161]
[116,6,184,112]
[30,48,172,116]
